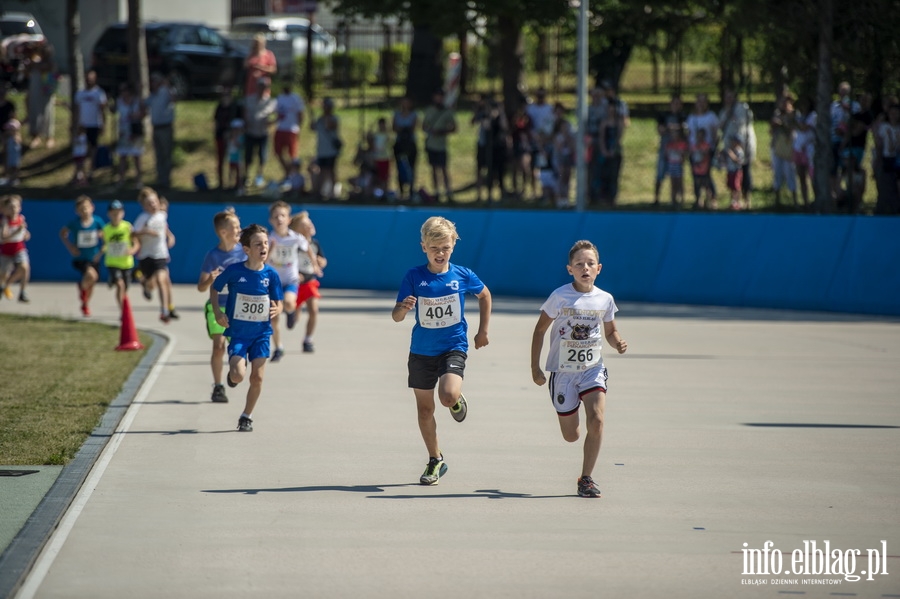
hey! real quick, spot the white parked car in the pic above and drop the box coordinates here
[227,16,338,65]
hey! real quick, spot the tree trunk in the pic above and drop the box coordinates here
[813,0,834,213]
[590,35,634,90]
[127,0,148,96]
[457,29,468,96]
[66,0,83,140]
[406,23,443,106]
[497,17,524,119]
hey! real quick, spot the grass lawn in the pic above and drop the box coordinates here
[0,314,152,465]
[2,88,879,212]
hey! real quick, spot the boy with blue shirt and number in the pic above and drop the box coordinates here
[392,216,492,485]
[211,224,284,432]
[59,195,105,316]
[197,208,246,404]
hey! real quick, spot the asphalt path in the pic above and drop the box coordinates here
[1,283,898,599]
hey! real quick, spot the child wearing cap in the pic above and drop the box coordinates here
[102,200,139,309]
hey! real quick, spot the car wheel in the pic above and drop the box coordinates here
[168,69,190,99]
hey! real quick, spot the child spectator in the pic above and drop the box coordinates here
[134,187,176,322]
[286,158,305,194]
[72,125,89,186]
[665,125,689,206]
[793,101,817,209]
[59,195,105,316]
[529,240,627,498]
[690,128,715,209]
[351,132,376,197]
[289,211,326,353]
[197,208,246,404]
[536,132,558,208]
[0,194,30,302]
[210,223,284,432]
[214,86,241,189]
[2,107,22,186]
[372,117,391,197]
[391,216,492,485]
[113,83,146,188]
[724,137,746,210]
[226,118,244,194]
[102,199,139,309]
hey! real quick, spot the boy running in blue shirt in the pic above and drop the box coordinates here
[392,216,492,485]
[60,195,105,316]
[197,208,246,403]
[211,224,284,432]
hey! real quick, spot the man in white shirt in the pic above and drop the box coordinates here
[73,70,108,179]
[274,82,305,183]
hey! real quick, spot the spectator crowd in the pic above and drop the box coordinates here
[0,36,898,215]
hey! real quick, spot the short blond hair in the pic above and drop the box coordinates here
[568,240,599,263]
[268,200,291,217]
[420,216,459,244]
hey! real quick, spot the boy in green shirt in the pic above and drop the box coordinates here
[101,200,140,309]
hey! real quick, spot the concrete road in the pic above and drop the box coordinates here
[1,283,898,599]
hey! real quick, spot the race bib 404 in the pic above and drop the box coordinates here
[417,293,461,329]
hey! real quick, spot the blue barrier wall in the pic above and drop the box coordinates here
[24,200,900,316]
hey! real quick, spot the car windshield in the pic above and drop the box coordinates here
[0,19,39,36]
[231,22,272,34]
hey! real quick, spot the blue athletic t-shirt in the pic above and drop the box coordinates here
[212,262,284,340]
[67,216,105,261]
[201,245,247,304]
[396,263,485,356]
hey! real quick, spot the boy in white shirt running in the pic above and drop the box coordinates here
[266,201,320,361]
[530,240,627,498]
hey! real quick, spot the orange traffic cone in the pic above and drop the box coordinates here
[116,295,144,351]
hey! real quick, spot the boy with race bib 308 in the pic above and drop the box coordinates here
[211,224,284,432]
[392,216,492,485]
[530,240,627,498]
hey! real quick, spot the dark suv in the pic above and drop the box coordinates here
[91,22,246,98]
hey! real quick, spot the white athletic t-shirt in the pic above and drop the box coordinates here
[267,229,308,287]
[133,211,170,260]
[540,283,617,373]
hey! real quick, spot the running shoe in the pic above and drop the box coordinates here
[226,372,238,388]
[577,476,602,498]
[211,384,228,403]
[168,308,180,320]
[450,393,467,423]
[302,340,314,353]
[159,312,171,323]
[286,309,297,329]
[419,456,448,485]
[2,286,12,300]
[271,347,284,362]
[81,303,90,317]
[142,285,152,301]
[237,416,253,432]
[254,175,265,188]
[18,291,29,303]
